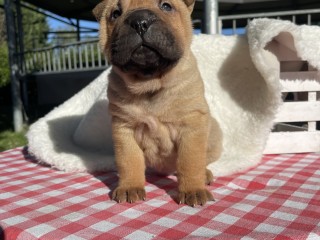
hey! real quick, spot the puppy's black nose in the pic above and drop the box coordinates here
[126,10,157,36]
[131,19,149,36]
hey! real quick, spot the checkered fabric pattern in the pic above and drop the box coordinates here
[0,147,320,240]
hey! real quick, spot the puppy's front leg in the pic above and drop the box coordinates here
[177,113,214,207]
[111,120,146,203]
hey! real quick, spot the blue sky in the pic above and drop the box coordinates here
[47,17,100,41]
[47,15,99,30]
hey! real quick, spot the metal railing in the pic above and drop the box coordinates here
[20,9,320,74]
[218,8,320,35]
[21,39,107,74]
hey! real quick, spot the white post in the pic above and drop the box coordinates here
[4,0,24,132]
[203,0,219,34]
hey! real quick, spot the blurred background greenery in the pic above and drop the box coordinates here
[0,0,101,151]
[0,0,48,151]
[0,107,27,151]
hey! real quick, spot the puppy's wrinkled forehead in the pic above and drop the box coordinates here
[94,0,159,21]
[122,0,156,9]
[93,0,195,21]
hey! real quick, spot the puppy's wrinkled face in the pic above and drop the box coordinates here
[93,0,195,77]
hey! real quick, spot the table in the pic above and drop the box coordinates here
[1,147,320,239]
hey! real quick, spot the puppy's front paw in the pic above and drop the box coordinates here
[178,189,214,207]
[112,187,146,203]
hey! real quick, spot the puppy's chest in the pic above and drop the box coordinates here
[130,99,179,165]
[134,111,178,171]
[109,87,181,169]
[134,103,178,148]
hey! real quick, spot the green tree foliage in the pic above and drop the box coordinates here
[0,2,9,87]
[50,25,78,45]
[0,0,48,87]
[22,3,49,50]
[0,42,9,87]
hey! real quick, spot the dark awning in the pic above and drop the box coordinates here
[22,0,320,22]
[22,0,100,21]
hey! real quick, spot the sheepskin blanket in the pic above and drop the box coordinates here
[26,19,320,176]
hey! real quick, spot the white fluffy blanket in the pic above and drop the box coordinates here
[27,19,319,176]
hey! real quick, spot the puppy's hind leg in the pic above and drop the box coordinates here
[206,117,223,165]
[205,169,214,185]
[205,117,222,187]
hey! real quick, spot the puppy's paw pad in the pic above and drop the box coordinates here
[112,187,146,203]
[178,189,214,207]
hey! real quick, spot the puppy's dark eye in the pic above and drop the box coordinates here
[111,9,122,20]
[160,2,173,12]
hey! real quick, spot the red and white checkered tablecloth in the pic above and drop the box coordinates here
[0,147,319,240]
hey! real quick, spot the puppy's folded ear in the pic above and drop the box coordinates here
[94,1,109,57]
[183,0,196,12]
[93,1,106,21]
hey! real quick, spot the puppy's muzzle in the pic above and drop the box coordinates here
[110,9,182,76]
